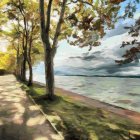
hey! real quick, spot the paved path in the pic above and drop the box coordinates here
[0,75,62,140]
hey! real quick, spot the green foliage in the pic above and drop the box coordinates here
[3,0,43,67]
[0,51,16,72]
[58,0,123,50]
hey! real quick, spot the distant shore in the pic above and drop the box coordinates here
[55,74,140,78]
[34,81,140,124]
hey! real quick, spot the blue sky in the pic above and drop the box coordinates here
[119,0,140,15]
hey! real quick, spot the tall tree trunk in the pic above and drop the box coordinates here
[20,32,27,82]
[16,17,21,78]
[44,44,56,100]
[21,29,28,82]
[18,55,22,79]
[16,46,20,77]
[22,32,28,82]
[20,55,23,80]
[27,57,33,86]
[22,50,27,82]
[18,0,28,82]
[39,0,66,100]
[27,39,33,86]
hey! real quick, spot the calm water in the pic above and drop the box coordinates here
[33,74,140,113]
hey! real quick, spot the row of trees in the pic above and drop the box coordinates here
[4,0,42,86]
[0,0,139,100]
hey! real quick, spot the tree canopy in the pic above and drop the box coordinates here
[0,0,139,98]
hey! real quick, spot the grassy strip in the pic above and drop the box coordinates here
[22,84,140,140]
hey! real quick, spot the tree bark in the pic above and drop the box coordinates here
[39,0,54,100]
[39,0,67,100]
[15,17,21,78]
[22,49,27,82]
[27,37,33,86]
[16,46,20,77]
[44,46,55,100]
[27,57,33,86]
[18,0,28,82]
[20,34,26,81]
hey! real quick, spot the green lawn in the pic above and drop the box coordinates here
[23,84,140,140]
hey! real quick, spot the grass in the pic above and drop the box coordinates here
[23,84,140,140]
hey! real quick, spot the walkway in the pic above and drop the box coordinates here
[0,75,62,140]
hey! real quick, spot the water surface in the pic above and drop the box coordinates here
[33,73,140,113]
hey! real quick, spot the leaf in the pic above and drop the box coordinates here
[0,0,9,8]
[136,0,140,3]
[95,0,99,7]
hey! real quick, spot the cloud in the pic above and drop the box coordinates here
[34,9,140,77]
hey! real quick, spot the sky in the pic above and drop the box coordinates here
[50,0,140,76]
[55,0,140,54]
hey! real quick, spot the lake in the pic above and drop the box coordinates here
[33,73,140,113]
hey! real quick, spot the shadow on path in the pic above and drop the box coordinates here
[0,75,62,140]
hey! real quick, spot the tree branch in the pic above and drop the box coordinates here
[39,0,46,42]
[52,0,67,48]
[45,0,53,41]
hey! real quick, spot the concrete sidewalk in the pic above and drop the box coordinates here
[0,75,62,140]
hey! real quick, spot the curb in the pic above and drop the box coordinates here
[26,92,64,140]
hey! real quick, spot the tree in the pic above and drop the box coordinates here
[5,0,41,85]
[24,1,41,86]
[115,17,140,65]
[0,51,16,72]
[6,0,29,81]
[39,0,123,100]
[115,0,140,65]
[39,0,67,100]
[0,0,8,36]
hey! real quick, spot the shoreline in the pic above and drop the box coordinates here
[34,81,140,124]
[55,74,140,78]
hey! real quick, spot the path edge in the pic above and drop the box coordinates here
[25,92,64,140]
